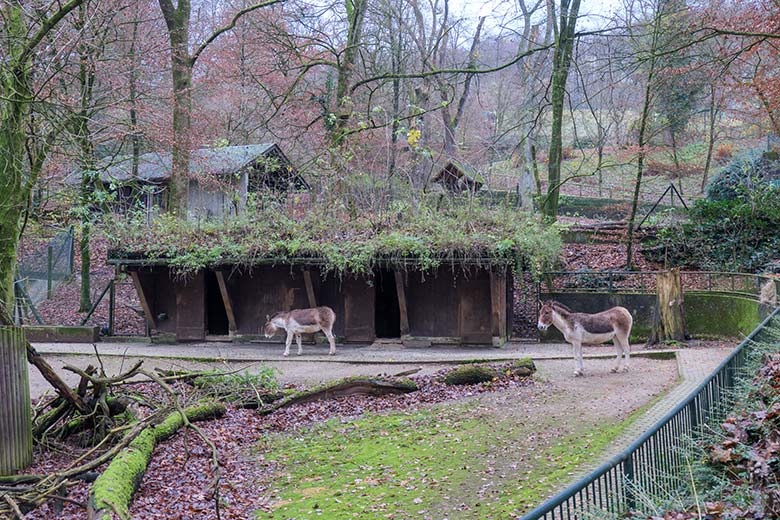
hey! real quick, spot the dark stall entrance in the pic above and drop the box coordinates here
[374,269,400,338]
[205,271,229,336]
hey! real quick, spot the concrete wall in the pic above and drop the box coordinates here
[539,292,655,343]
[539,291,768,343]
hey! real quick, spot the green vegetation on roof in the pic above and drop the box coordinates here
[106,194,562,276]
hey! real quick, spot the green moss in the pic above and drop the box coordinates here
[685,293,762,338]
[510,357,537,377]
[106,196,562,278]
[256,399,645,519]
[90,402,225,519]
[441,364,498,385]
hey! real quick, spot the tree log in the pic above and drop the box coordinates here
[648,268,686,345]
[257,377,418,416]
[0,327,33,475]
[88,402,226,520]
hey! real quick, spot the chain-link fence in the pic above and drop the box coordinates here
[14,227,74,324]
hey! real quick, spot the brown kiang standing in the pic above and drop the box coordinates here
[537,301,633,376]
[264,306,337,356]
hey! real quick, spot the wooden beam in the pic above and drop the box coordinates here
[394,271,410,336]
[214,271,238,334]
[130,271,157,330]
[303,270,317,308]
[489,271,507,343]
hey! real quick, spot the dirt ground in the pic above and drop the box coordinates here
[25,351,687,519]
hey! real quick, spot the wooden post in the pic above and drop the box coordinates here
[47,244,53,299]
[303,270,317,308]
[130,271,156,330]
[214,271,238,334]
[394,271,410,337]
[0,327,33,475]
[490,271,507,346]
[648,268,686,345]
[108,279,116,336]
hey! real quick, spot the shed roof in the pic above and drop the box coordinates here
[84,144,281,184]
[432,160,484,192]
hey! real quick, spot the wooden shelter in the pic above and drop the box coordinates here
[110,258,513,347]
[73,144,307,219]
[432,160,484,193]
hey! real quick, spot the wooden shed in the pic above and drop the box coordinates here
[112,259,513,347]
[73,144,307,219]
[432,160,484,193]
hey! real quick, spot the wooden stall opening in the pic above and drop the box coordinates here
[205,270,230,336]
[374,269,401,338]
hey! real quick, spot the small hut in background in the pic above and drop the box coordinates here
[76,144,307,219]
[432,160,484,193]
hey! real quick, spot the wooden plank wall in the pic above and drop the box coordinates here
[0,327,32,475]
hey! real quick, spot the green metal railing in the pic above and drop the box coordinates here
[519,306,780,519]
[542,270,778,301]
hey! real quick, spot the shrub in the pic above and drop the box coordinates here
[715,142,733,164]
[654,184,780,272]
[707,149,780,201]
[441,365,498,386]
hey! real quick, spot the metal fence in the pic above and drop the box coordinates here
[520,306,780,520]
[15,226,74,301]
[542,270,778,301]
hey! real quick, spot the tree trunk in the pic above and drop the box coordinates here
[0,327,32,475]
[648,268,686,345]
[169,46,193,217]
[542,0,581,220]
[701,85,717,192]
[79,224,91,311]
[625,5,662,268]
[159,0,193,217]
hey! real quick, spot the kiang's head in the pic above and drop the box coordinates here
[537,301,555,331]
[264,313,280,338]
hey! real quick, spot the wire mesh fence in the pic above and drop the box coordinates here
[17,226,74,286]
[519,308,780,520]
[13,227,75,324]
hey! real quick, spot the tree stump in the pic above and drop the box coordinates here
[648,269,686,345]
[0,327,32,475]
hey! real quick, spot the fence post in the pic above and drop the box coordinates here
[623,456,636,511]
[0,327,33,475]
[109,279,116,336]
[47,244,53,299]
[69,226,75,277]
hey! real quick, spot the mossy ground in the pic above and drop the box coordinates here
[257,397,642,519]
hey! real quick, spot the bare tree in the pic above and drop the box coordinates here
[542,0,581,219]
[157,0,285,216]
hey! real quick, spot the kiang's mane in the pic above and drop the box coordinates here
[549,301,573,314]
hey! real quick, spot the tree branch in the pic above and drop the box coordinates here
[190,0,287,66]
[350,43,553,94]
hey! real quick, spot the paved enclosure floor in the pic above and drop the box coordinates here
[31,338,715,364]
[29,339,732,402]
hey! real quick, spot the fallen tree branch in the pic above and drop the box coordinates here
[87,402,226,520]
[258,377,418,416]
